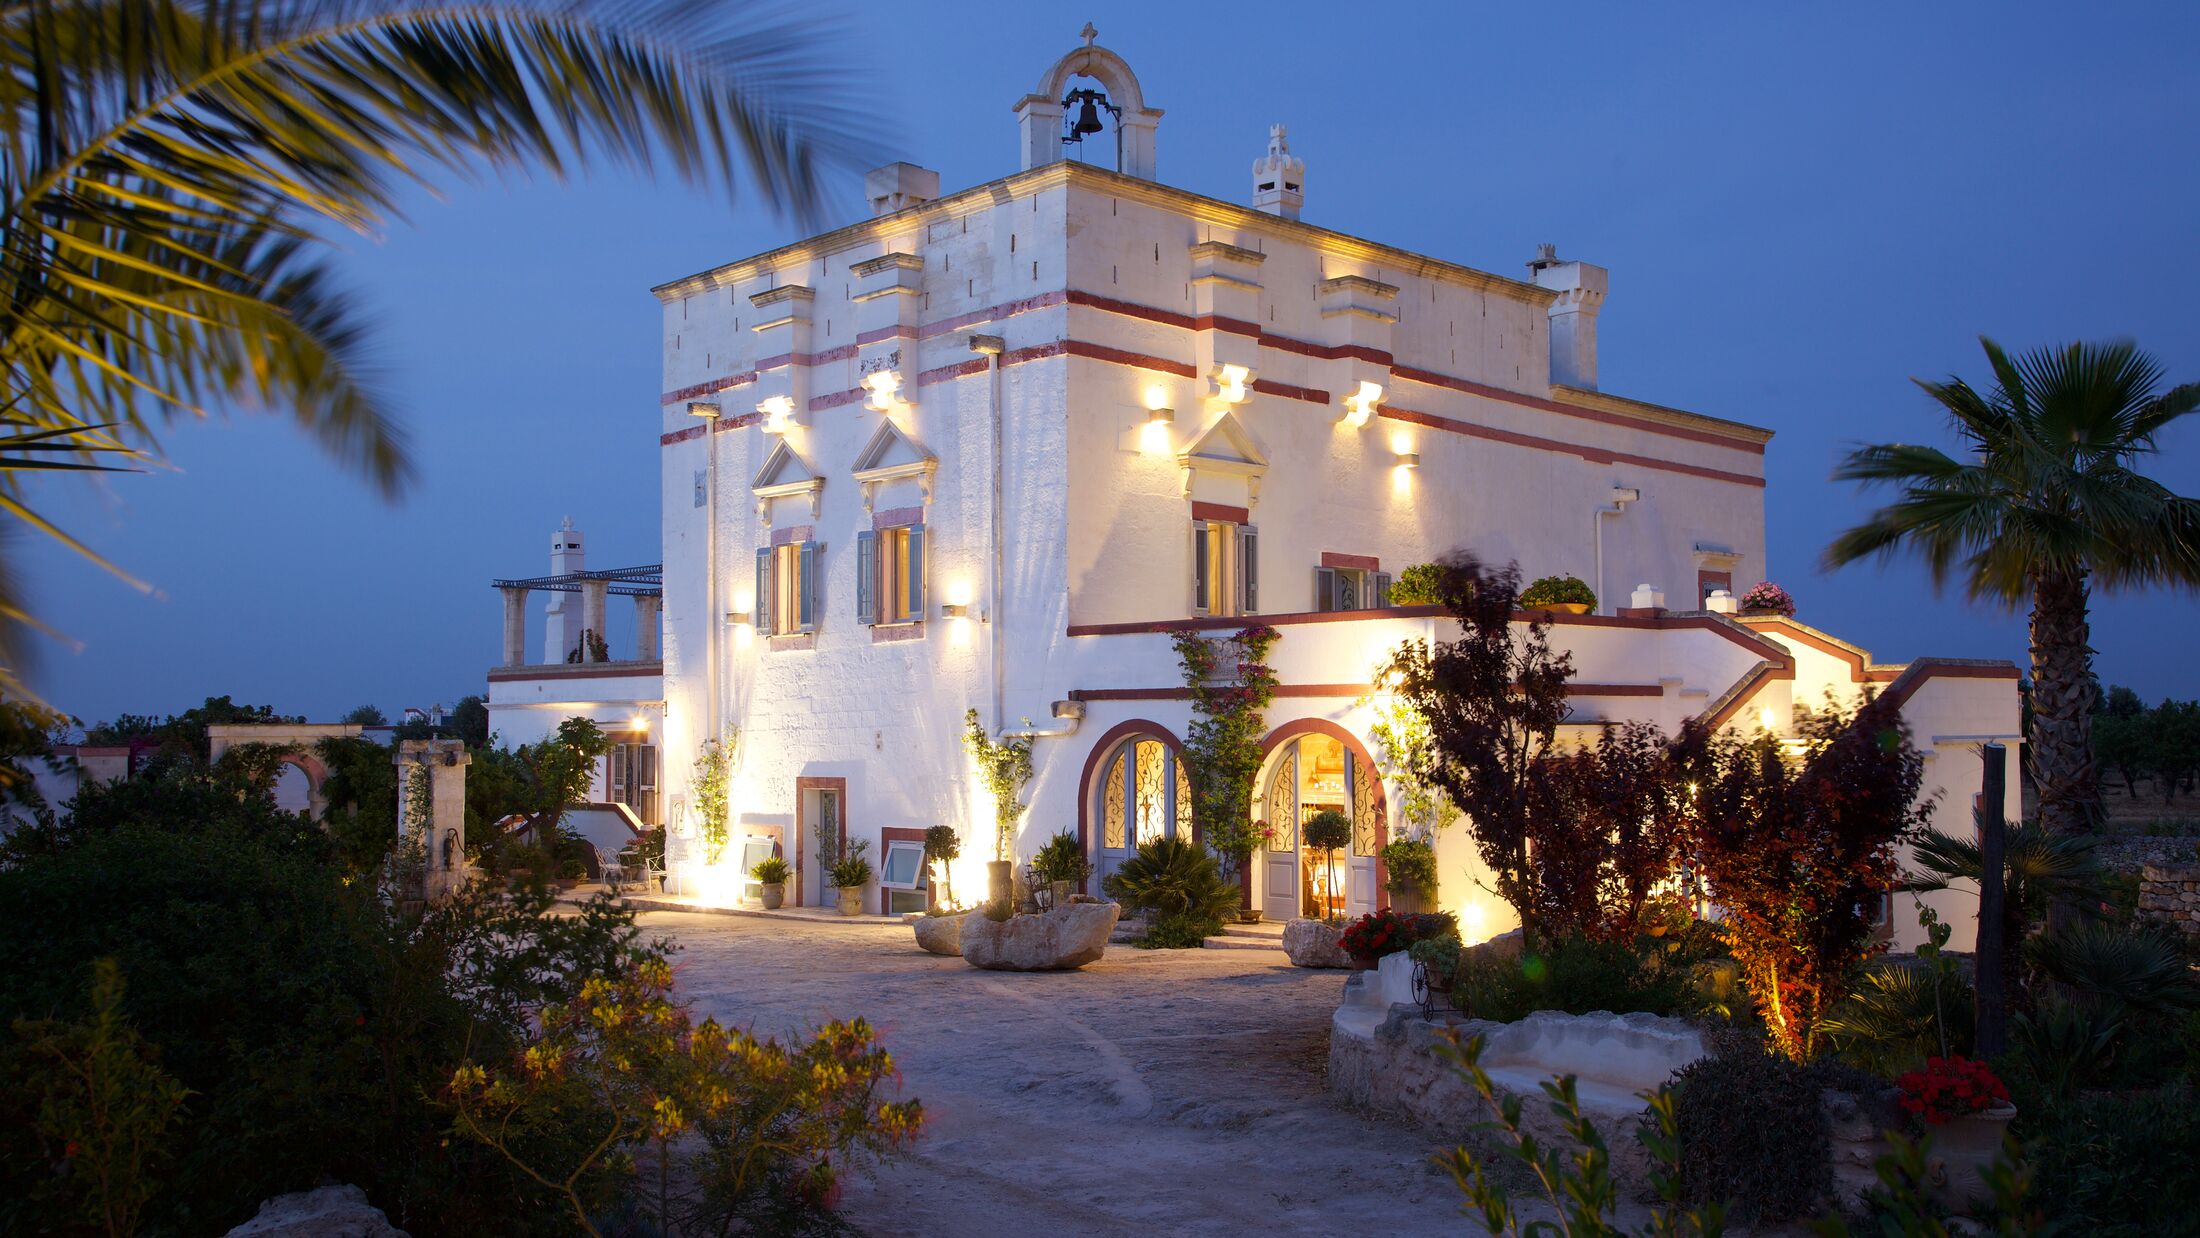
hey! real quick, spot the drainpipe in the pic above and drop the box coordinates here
[1592,485,1639,615]
[969,333,1006,733]
[999,701,1085,741]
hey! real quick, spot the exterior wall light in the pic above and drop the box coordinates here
[940,602,974,620]
[862,369,908,413]
[1146,405,1175,426]
[687,400,721,418]
[1395,451,1420,469]
[1340,380,1382,429]
[725,610,753,627]
[1758,704,1780,732]
[756,394,795,434]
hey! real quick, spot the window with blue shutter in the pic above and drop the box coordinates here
[856,531,877,625]
[754,547,774,636]
[1313,566,1337,613]
[797,540,817,632]
[905,525,926,619]
[1191,521,1211,615]
[1238,525,1257,614]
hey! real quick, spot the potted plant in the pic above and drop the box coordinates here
[1737,580,1796,617]
[751,854,791,910]
[829,839,873,916]
[1303,809,1353,923]
[923,824,960,912]
[1519,574,1596,615]
[1338,908,1459,970]
[1897,1055,2016,1209]
[1030,830,1093,910]
[1379,836,1439,915]
[964,708,1035,909]
[1408,935,1463,1003]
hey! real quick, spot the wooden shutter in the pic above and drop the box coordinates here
[754,547,774,636]
[797,540,817,632]
[1238,524,1258,614]
[906,524,926,618]
[1313,566,1337,612]
[855,531,877,625]
[1373,571,1393,609]
[1191,522,1210,615]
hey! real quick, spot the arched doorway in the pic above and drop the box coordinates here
[1257,723,1385,922]
[1080,723,1191,892]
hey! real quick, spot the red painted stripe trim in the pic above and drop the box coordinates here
[1392,366,1765,455]
[1321,551,1379,572]
[1378,405,1766,488]
[1070,682,1663,702]
[1191,501,1249,524]
[855,325,915,345]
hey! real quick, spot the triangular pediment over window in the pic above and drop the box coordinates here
[1176,410,1267,503]
[752,439,822,521]
[852,418,938,510]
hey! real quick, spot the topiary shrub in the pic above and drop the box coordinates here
[1669,1038,1871,1224]
[1101,835,1237,948]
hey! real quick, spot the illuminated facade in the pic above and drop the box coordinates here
[641,31,2021,944]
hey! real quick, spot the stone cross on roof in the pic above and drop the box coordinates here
[1079,21,1098,46]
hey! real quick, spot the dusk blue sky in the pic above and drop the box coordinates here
[22,1,2200,727]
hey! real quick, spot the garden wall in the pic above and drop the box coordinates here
[2139,863,2200,937]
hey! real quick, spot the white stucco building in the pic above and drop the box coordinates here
[584,32,2017,942]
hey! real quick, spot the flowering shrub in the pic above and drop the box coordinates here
[1897,1056,2010,1127]
[1738,581,1796,616]
[1337,908,1458,961]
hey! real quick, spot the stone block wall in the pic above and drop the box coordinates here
[2139,863,2200,937]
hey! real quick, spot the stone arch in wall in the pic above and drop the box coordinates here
[1075,719,1187,893]
[1254,719,1390,921]
[207,724,361,821]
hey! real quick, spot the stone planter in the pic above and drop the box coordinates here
[961,902,1121,971]
[1049,879,1073,908]
[1388,882,1426,915]
[914,912,967,956]
[986,860,1013,907]
[760,882,784,910]
[1236,908,1265,924]
[1925,1104,2017,1213]
[1283,917,1352,968]
[835,886,863,916]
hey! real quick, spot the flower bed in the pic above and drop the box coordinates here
[1337,909,1457,966]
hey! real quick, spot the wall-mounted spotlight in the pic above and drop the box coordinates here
[687,400,721,419]
[724,609,753,627]
[1146,405,1175,426]
[1395,451,1420,469]
[940,602,974,620]
[861,369,909,413]
[756,394,794,434]
[1208,363,1253,405]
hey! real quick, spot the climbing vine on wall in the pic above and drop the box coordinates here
[1171,623,1280,883]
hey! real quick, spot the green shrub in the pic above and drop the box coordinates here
[1821,958,1977,1077]
[2019,1083,2200,1235]
[1453,933,1718,1021]
[1386,563,1444,606]
[1669,1042,1859,1223]
[751,855,791,884]
[1101,835,1237,948]
[1379,836,1438,893]
[1519,574,1596,610]
[1030,829,1093,885]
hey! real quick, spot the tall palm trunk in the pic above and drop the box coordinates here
[2029,567,2100,836]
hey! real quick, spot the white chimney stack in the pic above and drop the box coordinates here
[865,162,939,217]
[543,517,584,663]
[1252,124,1304,220]
[1527,244,1608,391]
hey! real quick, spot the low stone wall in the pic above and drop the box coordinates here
[1329,952,1898,1204]
[2139,863,2200,937]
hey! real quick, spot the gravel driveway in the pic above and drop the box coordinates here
[650,911,1471,1236]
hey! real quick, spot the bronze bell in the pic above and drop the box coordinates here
[1072,96,1105,138]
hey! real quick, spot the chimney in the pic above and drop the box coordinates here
[1527,244,1608,391]
[543,517,585,663]
[1251,124,1304,220]
[865,162,940,217]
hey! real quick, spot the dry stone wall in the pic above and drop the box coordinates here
[2139,863,2200,937]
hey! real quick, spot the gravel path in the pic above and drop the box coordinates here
[650,911,1471,1236]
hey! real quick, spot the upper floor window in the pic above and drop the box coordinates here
[1314,565,1392,612]
[1192,519,1257,616]
[857,524,926,626]
[756,540,817,635]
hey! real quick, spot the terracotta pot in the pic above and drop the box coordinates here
[1925,1104,2017,1213]
[760,882,784,910]
[1389,883,1424,916]
[986,860,1014,908]
[1551,602,1592,615]
[1740,606,1785,618]
[836,886,863,916]
[1349,952,1379,972]
[1237,908,1265,925]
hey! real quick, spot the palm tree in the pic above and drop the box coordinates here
[1826,339,2200,835]
[0,0,865,697]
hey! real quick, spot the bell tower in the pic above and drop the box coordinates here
[1013,24,1164,180]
